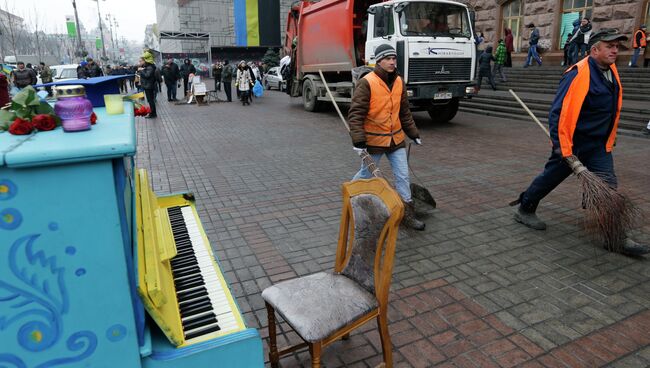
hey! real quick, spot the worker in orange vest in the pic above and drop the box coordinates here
[512,29,649,256]
[348,44,425,230]
[631,24,647,67]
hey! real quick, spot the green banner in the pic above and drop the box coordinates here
[66,15,77,39]
[96,38,103,50]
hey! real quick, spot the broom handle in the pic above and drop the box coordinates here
[508,89,550,138]
[318,69,381,178]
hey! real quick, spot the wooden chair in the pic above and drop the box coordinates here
[261,178,404,368]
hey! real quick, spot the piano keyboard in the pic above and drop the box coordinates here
[168,205,239,342]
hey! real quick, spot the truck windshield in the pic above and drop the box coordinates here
[397,2,471,38]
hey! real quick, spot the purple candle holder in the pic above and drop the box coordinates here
[54,85,93,132]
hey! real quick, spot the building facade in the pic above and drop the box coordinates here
[469,0,650,63]
[155,0,293,61]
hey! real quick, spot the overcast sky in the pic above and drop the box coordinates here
[3,0,157,41]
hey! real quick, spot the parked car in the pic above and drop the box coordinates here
[50,64,80,81]
[263,67,284,91]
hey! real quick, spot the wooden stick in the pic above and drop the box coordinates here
[508,89,550,138]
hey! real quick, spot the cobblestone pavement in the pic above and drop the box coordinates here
[136,88,650,367]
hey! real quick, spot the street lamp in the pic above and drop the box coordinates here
[71,0,85,57]
[91,0,107,61]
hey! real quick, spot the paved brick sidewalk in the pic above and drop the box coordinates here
[136,90,649,367]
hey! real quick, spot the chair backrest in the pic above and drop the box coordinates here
[335,178,403,307]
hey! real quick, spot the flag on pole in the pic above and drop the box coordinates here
[66,16,77,39]
[96,37,103,50]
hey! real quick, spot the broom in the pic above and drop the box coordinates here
[509,89,637,252]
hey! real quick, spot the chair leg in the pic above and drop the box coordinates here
[309,342,322,368]
[266,302,280,368]
[377,313,393,368]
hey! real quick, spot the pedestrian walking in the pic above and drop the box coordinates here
[162,59,180,101]
[493,40,507,83]
[77,61,88,79]
[569,18,592,64]
[212,63,222,91]
[39,62,53,96]
[524,23,542,67]
[511,29,649,256]
[11,62,37,90]
[236,60,253,106]
[221,60,233,102]
[504,28,514,67]
[631,24,647,67]
[85,58,103,77]
[180,59,196,97]
[138,52,158,119]
[477,45,497,90]
[348,43,425,231]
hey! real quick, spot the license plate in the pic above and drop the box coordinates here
[434,92,453,100]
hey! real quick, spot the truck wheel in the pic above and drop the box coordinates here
[427,98,459,123]
[302,79,321,112]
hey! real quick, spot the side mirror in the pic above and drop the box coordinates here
[469,10,476,29]
[374,6,386,37]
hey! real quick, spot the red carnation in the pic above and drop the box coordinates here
[32,114,57,131]
[90,112,97,125]
[8,118,34,135]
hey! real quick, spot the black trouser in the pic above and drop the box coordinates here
[223,81,232,101]
[214,79,221,91]
[477,69,496,90]
[144,88,157,117]
[183,77,189,96]
[519,146,616,213]
[166,82,177,100]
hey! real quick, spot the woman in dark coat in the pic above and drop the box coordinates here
[0,74,10,108]
[504,28,514,67]
[138,52,158,119]
[477,46,496,91]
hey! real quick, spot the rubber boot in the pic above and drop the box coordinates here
[402,201,425,231]
[513,206,547,230]
[620,238,650,256]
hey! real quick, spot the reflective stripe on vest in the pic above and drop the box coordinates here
[633,30,647,48]
[363,72,405,147]
[558,56,622,157]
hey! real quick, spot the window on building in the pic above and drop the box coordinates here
[559,0,593,48]
[645,1,650,28]
[502,0,522,52]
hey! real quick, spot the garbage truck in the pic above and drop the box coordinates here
[284,0,477,123]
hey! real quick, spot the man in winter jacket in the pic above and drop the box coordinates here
[162,59,181,101]
[221,60,233,102]
[569,18,592,64]
[631,24,647,67]
[180,59,196,97]
[12,62,37,89]
[85,58,103,78]
[138,52,158,119]
[493,40,507,82]
[512,29,649,256]
[348,44,425,230]
[477,46,497,90]
[524,23,542,67]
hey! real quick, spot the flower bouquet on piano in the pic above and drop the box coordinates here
[123,92,150,117]
[0,86,62,135]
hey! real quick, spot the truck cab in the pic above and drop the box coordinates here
[366,0,476,122]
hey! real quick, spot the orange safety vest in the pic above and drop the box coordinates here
[363,72,406,147]
[633,29,647,48]
[558,56,622,157]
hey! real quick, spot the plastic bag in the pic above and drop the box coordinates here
[252,80,263,97]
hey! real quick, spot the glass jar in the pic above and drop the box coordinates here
[54,85,93,132]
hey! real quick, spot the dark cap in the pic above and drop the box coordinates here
[588,28,628,48]
[641,24,647,29]
[527,23,535,28]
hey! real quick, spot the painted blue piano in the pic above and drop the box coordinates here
[0,102,263,367]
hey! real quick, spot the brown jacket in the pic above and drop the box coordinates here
[348,66,419,154]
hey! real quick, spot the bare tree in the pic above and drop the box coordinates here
[1,0,19,59]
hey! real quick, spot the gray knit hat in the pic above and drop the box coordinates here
[375,44,397,62]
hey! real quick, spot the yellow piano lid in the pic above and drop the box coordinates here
[136,169,184,346]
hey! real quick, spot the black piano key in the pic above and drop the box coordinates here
[184,324,221,340]
[183,315,217,331]
[177,288,208,302]
[174,274,202,286]
[176,280,205,292]
[173,266,200,278]
[180,300,212,316]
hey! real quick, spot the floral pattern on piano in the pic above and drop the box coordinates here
[0,234,98,367]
